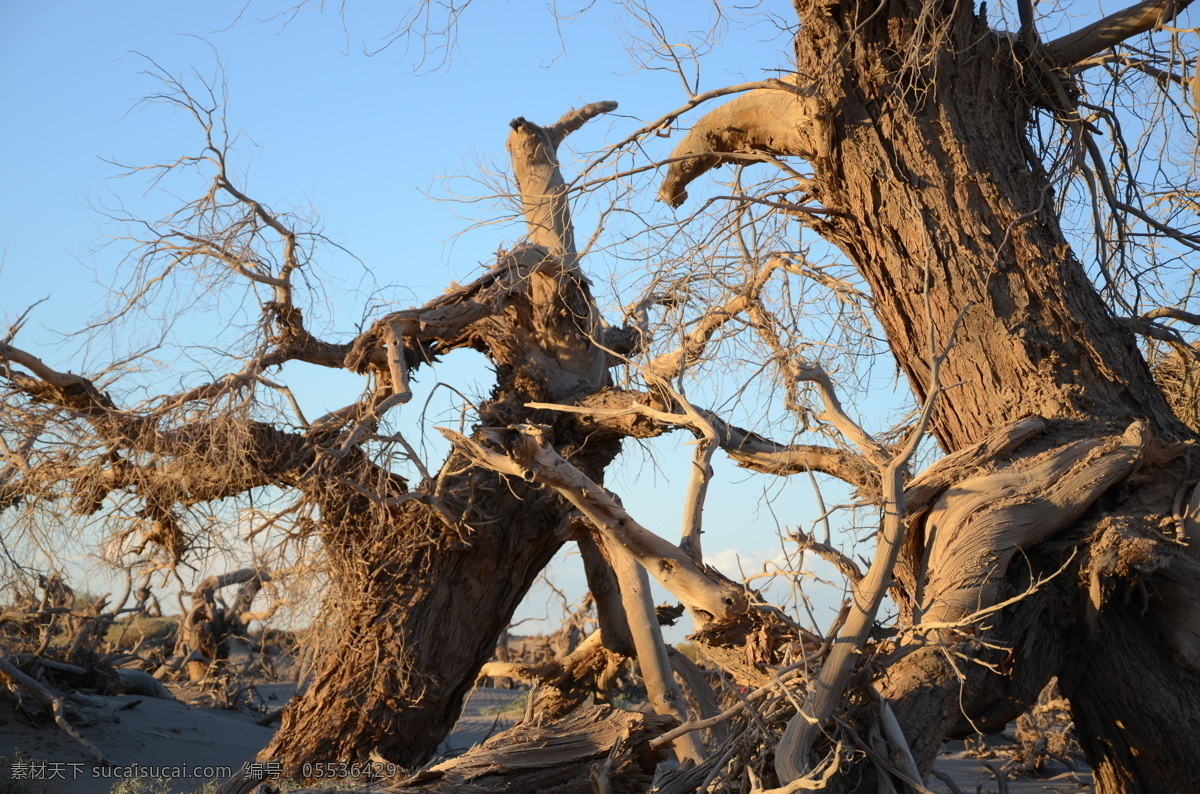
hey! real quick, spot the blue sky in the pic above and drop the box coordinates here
[0,2,906,634]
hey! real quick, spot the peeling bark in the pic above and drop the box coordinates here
[919,422,1146,629]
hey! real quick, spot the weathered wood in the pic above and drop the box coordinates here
[480,629,625,720]
[598,532,704,765]
[177,567,270,681]
[661,0,1200,786]
[394,706,673,794]
[658,77,816,207]
[0,655,114,766]
[258,104,623,773]
[919,422,1147,628]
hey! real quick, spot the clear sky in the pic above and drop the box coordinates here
[0,2,910,635]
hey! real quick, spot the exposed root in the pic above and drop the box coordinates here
[919,421,1148,631]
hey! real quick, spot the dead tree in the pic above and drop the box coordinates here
[6,0,1200,790]
[646,0,1200,789]
[167,567,272,681]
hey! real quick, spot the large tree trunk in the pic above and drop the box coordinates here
[781,0,1200,789]
[254,363,622,776]
[790,6,1179,446]
[252,105,626,776]
[1060,525,1200,792]
[257,445,596,769]
[660,0,1200,789]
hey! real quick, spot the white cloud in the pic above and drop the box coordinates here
[703,547,792,578]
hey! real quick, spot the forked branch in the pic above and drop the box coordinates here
[774,323,955,783]
[439,424,748,624]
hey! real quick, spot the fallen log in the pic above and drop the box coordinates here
[394,705,674,793]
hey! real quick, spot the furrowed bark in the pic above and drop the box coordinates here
[781,0,1196,785]
[663,0,1200,788]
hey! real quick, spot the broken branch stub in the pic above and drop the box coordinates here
[507,105,615,386]
[658,78,817,208]
[508,100,617,258]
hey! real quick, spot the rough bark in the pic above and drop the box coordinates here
[782,0,1200,787]
[255,107,623,774]
[9,1,1200,788]
[255,462,581,770]
[662,0,1200,788]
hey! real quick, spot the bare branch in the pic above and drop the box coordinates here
[549,100,620,145]
[439,424,748,623]
[679,431,717,563]
[776,308,962,782]
[600,531,705,764]
[509,102,616,259]
[645,256,786,381]
[1017,0,1038,50]
[792,364,886,464]
[0,343,114,414]
[1145,306,1200,326]
[1046,0,1195,66]
[789,527,863,584]
[531,392,878,493]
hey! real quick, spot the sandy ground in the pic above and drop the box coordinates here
[0,692,276,793]
[0,685,1091,793]
[436,688,526,756]
[0,684,525,793]
[930,748,1092,794]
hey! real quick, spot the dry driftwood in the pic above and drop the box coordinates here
[393,706,673,793]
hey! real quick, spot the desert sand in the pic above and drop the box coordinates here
[0,686,1091,793]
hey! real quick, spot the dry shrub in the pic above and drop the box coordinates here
[1006,678,1083,774]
